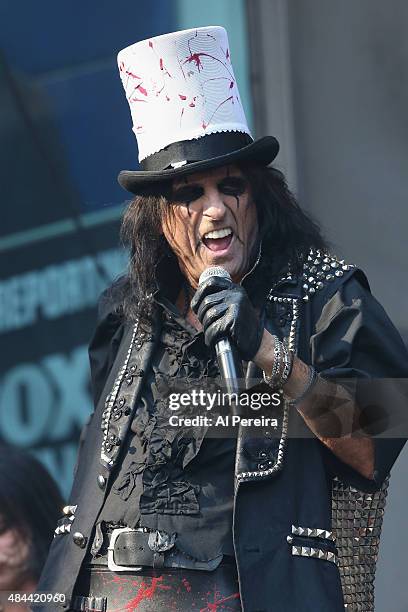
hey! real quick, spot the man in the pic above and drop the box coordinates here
[35,26,407,612]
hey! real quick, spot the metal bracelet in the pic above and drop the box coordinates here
[263,335,282,389]
[287,365,318,405]
[270,336,282,381]
[278,342,293,388]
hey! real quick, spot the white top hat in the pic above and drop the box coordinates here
[117,26,279,193]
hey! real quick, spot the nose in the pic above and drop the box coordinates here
[202,187,227,221]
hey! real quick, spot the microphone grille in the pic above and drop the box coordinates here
[199,266,232,286]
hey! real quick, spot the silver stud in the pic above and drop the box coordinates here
[97,475,106,489]
[335,270,344,277]
[73,532,87,548]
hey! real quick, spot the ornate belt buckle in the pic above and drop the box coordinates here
[148,529,176,552]
[107,527,143,572]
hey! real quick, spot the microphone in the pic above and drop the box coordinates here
[198,267,243,399]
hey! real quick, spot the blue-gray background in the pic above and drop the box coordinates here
[0,1,406,610]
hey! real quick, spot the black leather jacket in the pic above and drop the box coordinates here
[35,250,408,612]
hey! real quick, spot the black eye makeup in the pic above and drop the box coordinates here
[172,185,204,204]
[171,175,248,204]
[218,176,248,196]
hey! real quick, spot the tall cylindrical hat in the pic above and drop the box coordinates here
[117,26,279,193]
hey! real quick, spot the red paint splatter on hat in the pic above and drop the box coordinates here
[179,94,187,100]
[183,51,235,80]
[159,57,172,78]
[125,69,141,80]
[202,95,234,130]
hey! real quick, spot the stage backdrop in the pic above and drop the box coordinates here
[0,0,175,497]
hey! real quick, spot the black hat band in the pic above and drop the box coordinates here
[140,131,253,172]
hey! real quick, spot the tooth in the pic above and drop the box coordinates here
[204,228,232,240]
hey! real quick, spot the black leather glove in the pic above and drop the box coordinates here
[191,276,264,361]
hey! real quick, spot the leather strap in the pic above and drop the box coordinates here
[115,530,167,567]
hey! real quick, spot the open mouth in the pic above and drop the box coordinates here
[202,227,233,252]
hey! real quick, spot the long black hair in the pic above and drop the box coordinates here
[0,445,64,585]
[119,164,329,323]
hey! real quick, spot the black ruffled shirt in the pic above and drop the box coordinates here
[97,293,238,567]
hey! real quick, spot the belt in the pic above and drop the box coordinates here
[90,526,224,571]
[72,564,241,612]
[107,527,175,570]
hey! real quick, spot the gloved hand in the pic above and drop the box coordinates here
[191,276,264,361]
